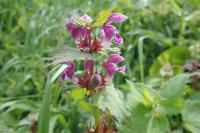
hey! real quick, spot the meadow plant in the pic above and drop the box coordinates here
[54,10,128,132]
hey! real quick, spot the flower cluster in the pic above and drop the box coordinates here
[57,10,128,133]
[61,11,127,93]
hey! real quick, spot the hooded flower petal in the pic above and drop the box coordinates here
[61,62,75,81]
[66,20,74,31]
[84,59,94,72]
[107,54,124,64]
[100,13,127,45]
[107,13,128,24]
[103,62,118,77]
[103,25,117,41]
[66,18,89,40]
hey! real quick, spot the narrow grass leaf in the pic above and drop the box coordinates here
[38,74,51,133]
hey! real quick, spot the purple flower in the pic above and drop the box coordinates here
[100,13,128,45]
[84,59,94,73]
[107,13,128,23]
[66,13,92,41]
[61,62,75,81]
[66,20,88,40]
[103,54,126,77]
[107,54,124,63]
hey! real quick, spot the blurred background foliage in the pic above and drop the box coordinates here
[0,0,200,132]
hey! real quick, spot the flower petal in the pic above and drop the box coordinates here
[103,62,118,77]
[103,25,117,41]
[117,65,126,73]
[100,29,105,39]
[66,20,88,40]
[114,33,123,45]
[108,13,128,23]
[71,28,80,39]
[79,28,88,38]
[84,59,94,72]
[66,21,73,31]
[107,54,124,64]
[61,62,75,81]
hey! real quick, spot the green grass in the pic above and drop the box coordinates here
[0,0,200,132]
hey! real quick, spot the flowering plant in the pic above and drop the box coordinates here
[50,9,128,132]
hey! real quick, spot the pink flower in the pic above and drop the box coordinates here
[66,20,88,40]
[103,54,126,77]
[61,62,75,81]
[66,13,92,41]
[84,59,94,73]
[100,13,128,45]
[107,13,128,24]
[78,59,106,92]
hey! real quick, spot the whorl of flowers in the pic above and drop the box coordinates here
[60,10,128,94]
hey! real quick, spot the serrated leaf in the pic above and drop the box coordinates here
[159,97,185,115]
[49,46,96,64]
[92,8,113,27]
[147,115,169,133]
[119,104,151,133]
[128,81,155,107]
[182,100,200,133]
[96,83,129,121]
[160,74,188,100]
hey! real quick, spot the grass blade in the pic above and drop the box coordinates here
[138,36,148,82]
[38,74,52,133]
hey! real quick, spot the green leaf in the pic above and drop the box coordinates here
[182,100,200,133]
[149,46,190,77]
[119,104,151,133]
[159,74,188,115]
[138,36,146,82]
[0,57,20,78]
[159,97,185,115]
[50,64,66,82]
[128,81,155,107]
[49,115,59,133]
[96,83,129,121]
[0,100,38,114]
[160,74,188,100]
[49,114,70,133]
[92,8,113,27]
[70,88,90,101]
[49,46,96,64]
[78,101,93,112]
[0,120,13,133]
[168,0,182,16]
[147,114,169,133]
[38,75,51,133]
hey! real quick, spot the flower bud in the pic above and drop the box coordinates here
[90,74,102,89]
